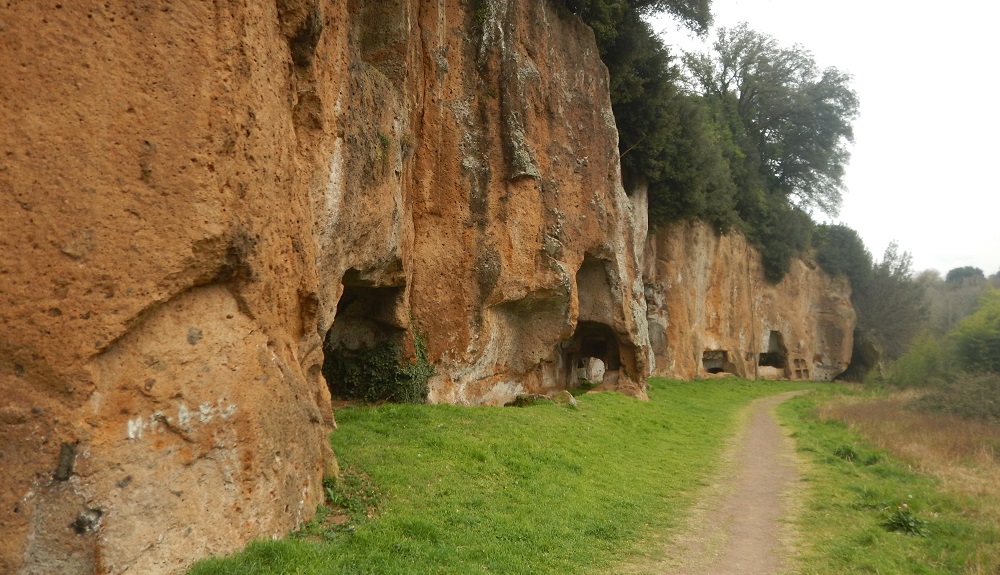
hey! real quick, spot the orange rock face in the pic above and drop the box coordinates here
[644,221,855,381]
[404,0,650,404]
[1,2,340,573]
[0,1,852,573]
[1,1,649,572]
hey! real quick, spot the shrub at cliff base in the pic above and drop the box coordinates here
[324,331,432,404]
[891,330,946,388]
[911,372,1000,425]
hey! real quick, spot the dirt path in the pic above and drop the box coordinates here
[619,391,807,575]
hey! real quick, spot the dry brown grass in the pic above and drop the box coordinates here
[818,389,1000,572]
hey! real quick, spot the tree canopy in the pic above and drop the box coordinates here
[812,223,872,288]
[555,7,859,283]
[851,242,928,359]
[556,0,712,43]
[684,23,859,217]
[950,289,1000,374]
[945,266,985,284]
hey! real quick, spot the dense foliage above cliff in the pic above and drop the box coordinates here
[555,0,711,42]
[558,2,859,282]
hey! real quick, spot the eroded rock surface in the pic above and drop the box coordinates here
[0,1,852,573]
[406,0,650,404]
[644,221,855,381]
[1,1,648,572]
[1,2,342,573]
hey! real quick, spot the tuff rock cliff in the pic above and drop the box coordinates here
[0,1,852,573]
[644,221,855,382]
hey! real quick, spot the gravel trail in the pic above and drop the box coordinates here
[619,390,806,575]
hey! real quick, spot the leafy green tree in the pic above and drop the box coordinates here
[630,0,711,33]
[555,0,627,45]
[812,223,872,288]
[555,0,711,46]
[646,95,739,230]
[684,23,859,216]
[742,198,813,282]
[557,11,860,285]
[891,330,947,386]
[950,289,1000,373]
[852,242,928,359]
[921,268,989,335]
[602,9,683,188]
[945,266,985,284]
[588,5,740,234]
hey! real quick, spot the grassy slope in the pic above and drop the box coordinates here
[779,389,1000,574]
[191,381,999,574]
[189,378,806,575]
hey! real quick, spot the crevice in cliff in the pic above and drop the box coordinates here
[280,0,322,69]
[352,0,409,89]
[837,328,879,382]
[280,0,327,150]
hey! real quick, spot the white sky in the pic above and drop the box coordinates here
[651,0,1000,276]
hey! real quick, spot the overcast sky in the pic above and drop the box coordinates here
[652,0,1000,277]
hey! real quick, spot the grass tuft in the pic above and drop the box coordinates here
[883,503,929,536]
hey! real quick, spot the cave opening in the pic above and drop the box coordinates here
[321,270,406,401]
[758,330,788,369]
[702,349,734,374]
[563,321,621,388]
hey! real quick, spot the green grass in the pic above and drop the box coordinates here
[189,378,807,574]
[779,388,1000,574]
[187,381,1000,573]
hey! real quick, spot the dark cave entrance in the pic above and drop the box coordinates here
[563,321,621,387]
[322,270,406,400]
[758,330,788,370]
[702,349,736,375]
[837,328,878,382]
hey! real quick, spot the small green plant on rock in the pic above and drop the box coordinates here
[401,329,433,403]
[378,131,391,148]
